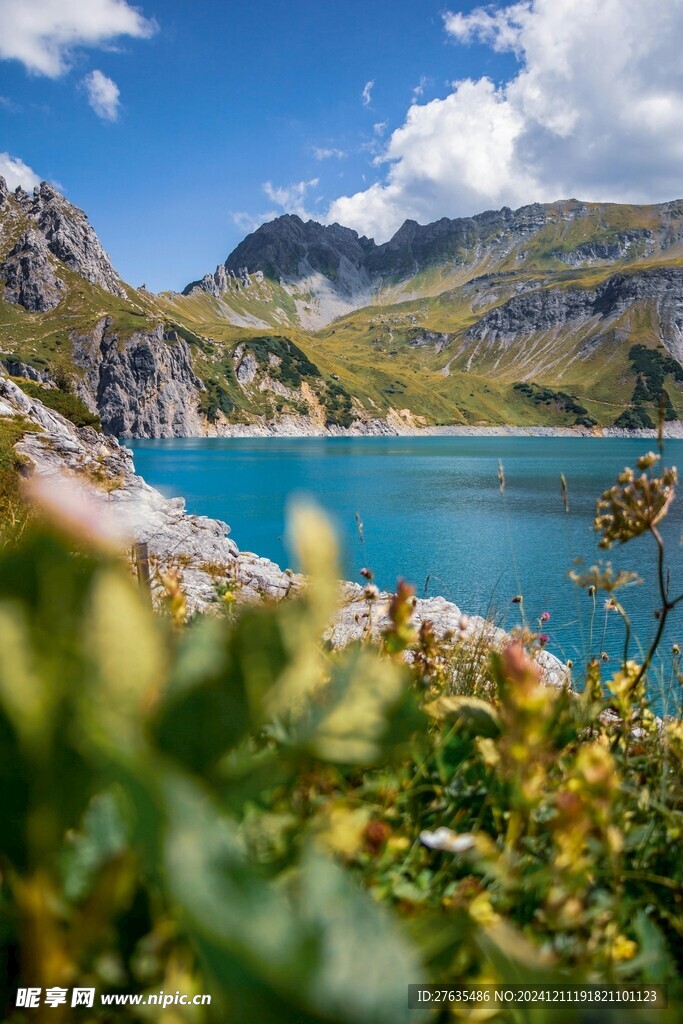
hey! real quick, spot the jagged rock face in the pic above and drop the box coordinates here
[0,175,8,207]
[185,204,559,298]
[234,347,258,383]
[0,229,64,311]
[1,357,51,382]
[226,215,375,280]
[31,182,127,298]
[72,319,205,438]
[183,200,683,314]
[466,267,683,350]
[550,230,653,267]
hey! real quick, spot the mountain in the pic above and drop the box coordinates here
[1,177,682,437]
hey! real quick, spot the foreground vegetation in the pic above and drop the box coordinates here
[0,443,682,1022]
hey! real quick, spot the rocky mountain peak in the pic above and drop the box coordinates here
[0,178,127,302]
[29,181,127,299]
[0,228,65,311]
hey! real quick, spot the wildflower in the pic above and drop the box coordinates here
[363,820,392,855]
[538,634,549,646]
[637,451,659,470]
[363,583,379,602]
[419,827,476,853]
[570,564,641,592]
[511,594,523,604]
[595,457,677,548]
[600,651,609,661]
[500,640,542,691]
[360,567,373,581]
[611,935,638,961]
[566,659,574,669]
[673,643,680,656]
[607,660,644,707]
[469,892,500,927]
[540,611,550,622]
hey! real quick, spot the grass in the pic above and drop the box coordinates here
[0,414,33,537]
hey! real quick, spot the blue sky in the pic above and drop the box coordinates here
[1,1,683,291]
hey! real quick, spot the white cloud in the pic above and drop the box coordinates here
[83,69,120,120]
[373,121,387,137]
[263,178,320,220]
[232,210,278,234]
[0,151,41,190]
[313,147,346,160]
[443,4,528,53]
[0,0,156,77]
[412,75,430,99]
[361,80,374,106]
[328,0,683,241]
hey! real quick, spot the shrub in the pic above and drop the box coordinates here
[12,378,102,430]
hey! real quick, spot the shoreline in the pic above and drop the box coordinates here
[132,421,683,441]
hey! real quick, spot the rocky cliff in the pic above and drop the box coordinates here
[1,229,64,312]
[72,319,205,438]
[465,266,683,357]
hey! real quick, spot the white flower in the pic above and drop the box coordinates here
[419,827,476,853]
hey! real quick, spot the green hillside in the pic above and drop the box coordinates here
[2,184,683,432]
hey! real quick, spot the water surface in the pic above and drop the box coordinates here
[126,436,683,709]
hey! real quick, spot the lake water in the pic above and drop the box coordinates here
[126,436,683,710]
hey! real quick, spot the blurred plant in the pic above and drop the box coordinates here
[0,456,682,1024]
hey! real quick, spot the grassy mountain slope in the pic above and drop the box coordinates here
[1,181,682,433]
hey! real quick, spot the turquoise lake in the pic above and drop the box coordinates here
[126,436,683,709]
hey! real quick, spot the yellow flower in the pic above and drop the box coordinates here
[612,934,638,961]
[469,893,500,927]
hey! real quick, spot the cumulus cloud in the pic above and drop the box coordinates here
[83,69,120,120]
[0,151,41,190]
[0,0,156,78]
[313,147,346,160]
[361,80,374,106]
[263,178,320,220]
[328,0,683,240]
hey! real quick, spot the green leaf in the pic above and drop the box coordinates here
[152,608,288,773]
[287,645,422,765]
[424,695,501,738]
[162,775,427,1024]
[60,790,128,902]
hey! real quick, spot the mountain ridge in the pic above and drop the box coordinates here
[1,176,682,437]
